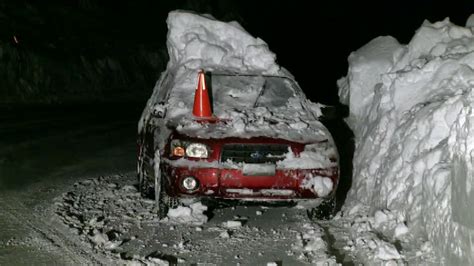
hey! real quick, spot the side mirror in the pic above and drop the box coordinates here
[152,103,167,118]
[321,104,349,120]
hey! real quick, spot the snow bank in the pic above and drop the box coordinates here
[339,16,474,264]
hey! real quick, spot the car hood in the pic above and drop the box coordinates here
[168,104,330,144]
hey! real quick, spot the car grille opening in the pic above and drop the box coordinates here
[221,144,289,164]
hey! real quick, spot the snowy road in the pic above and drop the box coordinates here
[55,173,341,265]
[0,104,139,264]
[0,105,354,265]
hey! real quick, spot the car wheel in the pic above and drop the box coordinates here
[157,190,180,219]
[307,197,336,220]
[157,191,169,219]
[138,165,155,199]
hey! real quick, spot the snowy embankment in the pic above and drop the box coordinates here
[339,16,474,264]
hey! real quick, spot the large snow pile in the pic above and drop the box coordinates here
[139,11,329,144]
[166,11,279,74]
[339,17,474,264]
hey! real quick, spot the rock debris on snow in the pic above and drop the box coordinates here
[55,174,337,264]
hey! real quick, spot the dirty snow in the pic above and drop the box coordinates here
[321,204,436,265]
[338,15,474,264]
[54,173,340,265]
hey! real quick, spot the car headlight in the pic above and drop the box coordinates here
[186,143,209,158]
[170,140,209,158]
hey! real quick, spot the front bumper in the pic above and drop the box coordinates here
[162,163,339,200]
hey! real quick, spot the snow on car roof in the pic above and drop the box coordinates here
[140,11,329,143]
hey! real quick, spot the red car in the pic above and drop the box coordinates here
[138,70,339,219]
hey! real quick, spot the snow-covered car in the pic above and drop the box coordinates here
[137,11,339,219]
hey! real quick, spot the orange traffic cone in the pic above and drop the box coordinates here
[192,70,213,118]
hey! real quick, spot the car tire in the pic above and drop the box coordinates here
[157,190,180,219]
[307,197,336,220]
[157,191,169,219]
[138,162,155,199]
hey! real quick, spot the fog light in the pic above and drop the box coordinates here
[182,176,199,191]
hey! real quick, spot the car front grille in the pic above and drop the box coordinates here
[220,144,289,164]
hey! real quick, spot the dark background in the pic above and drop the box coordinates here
[1,0,473,105]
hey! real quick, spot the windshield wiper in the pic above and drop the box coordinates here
[253,79,267,108]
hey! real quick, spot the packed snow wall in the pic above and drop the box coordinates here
[339,17,474,263]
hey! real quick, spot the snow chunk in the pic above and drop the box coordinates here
[167,202,208,225]
[375,243,401,261]
[89,231,108,247]
[223,220,242,229]
[373,210,389,228]
[394,223,409,239]
[219,231,230,238]
[300,174,333,197]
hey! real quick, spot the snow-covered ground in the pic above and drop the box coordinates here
[338,15,474,264]
[0,105,140,264]
[55,173,340,265]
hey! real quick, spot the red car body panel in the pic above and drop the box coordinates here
[161,133,339,201]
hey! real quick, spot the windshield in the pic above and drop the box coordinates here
[210,74,298,114]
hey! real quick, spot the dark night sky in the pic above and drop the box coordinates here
[236,1,474,104]
[103,0,474,104]
[3,0,474,105]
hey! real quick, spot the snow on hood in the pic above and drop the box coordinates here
[140,10,328,144]
[339,16,474,264]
